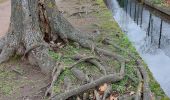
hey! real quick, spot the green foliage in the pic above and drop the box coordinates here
[95,0,167,98]
[47,0,167,98]
[152,0,164,4]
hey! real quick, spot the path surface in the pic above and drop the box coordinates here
[0,0,10,37]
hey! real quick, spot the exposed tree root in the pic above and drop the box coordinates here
[135,82,142,100]
[95,47,129,62]
[102,85,112,100]
[102,38,136,59]
[94,90,101,100]
[102,38,152,100]
[0,37,6,52]
[63,77,72,92]
[51,60,125,100]
[136,60,152,100]
[0,0,154,99]
[71,67,90,83]
[69,56,100,69]
[71,54,107,75]
[0,46,15,64]
[45,62,64,98]
[51,74,124,100]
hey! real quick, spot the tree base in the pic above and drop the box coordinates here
[0,0,152,99]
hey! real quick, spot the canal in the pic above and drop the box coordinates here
[106,0,170,97]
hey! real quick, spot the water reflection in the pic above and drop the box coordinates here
[117,0,170,55]
[106,0,170,96]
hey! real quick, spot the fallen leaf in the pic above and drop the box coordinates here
[109,94,118,100]
[129,91,135,96]
[99,83,108,92]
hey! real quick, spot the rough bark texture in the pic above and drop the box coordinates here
[0,0,153,99]
[0,0,111,75]
[0,0,63,75]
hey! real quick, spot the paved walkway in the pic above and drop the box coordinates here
[0,0,10,37]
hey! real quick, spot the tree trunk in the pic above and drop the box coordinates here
[1,1,150,99]
[0,0,95,75]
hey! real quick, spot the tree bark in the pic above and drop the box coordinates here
[0,0,133,99]
[0,0,98,75]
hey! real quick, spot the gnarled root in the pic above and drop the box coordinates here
[133,60,152,100]
[51,73,124,100]
[51,60,125,100]
[45,62,64,98]
[0,46,15,64]
[71,54,107,75]
[0,37,6,52]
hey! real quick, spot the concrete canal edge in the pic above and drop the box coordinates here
[141,0,170,16]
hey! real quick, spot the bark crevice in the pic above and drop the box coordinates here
[0,0,152,99]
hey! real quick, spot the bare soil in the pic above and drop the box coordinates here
[0,0,10,37]
[0,0,105,99]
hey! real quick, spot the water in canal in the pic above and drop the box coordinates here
[106,0,170,97]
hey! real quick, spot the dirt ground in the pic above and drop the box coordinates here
[0,0,10,37]
[0,0,104,99]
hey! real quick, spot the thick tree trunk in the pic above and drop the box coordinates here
[0,0,152,99]
[0,0,62,75]
[0,0,96,75]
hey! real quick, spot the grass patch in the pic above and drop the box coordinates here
[48,0,168,98]
[95,0,167,98]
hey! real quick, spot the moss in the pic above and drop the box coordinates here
[95,0,167,98]
[48,0,168,98]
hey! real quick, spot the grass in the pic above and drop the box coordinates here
[95,0,168,98]
[47,0,168,99]
[151,0,170,7]
[50,0,137,97]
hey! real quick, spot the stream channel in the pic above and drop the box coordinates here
[106,0,170,97]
